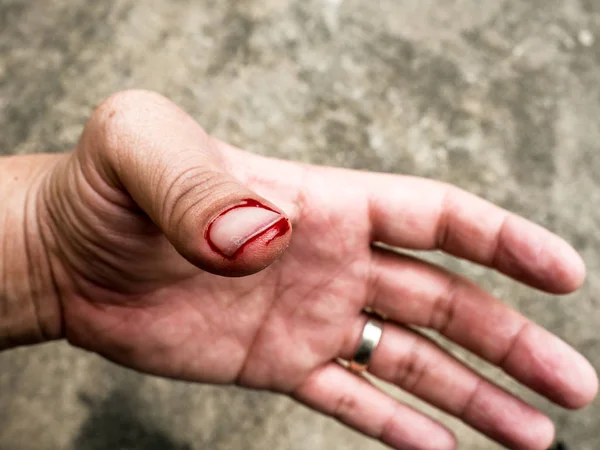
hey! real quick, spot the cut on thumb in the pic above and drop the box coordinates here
[84,90,292,277]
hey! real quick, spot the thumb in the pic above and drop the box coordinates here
[82,90,292,277]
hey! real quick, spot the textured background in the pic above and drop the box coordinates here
[1,0,599,449]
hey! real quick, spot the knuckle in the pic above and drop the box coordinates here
[379,403,401,442]
[166,171,241,237]
[393,338,429,392]
[458,377,484,420]
[82,90,170,158]
[430,274,463,334]
[488,213,511,268]
[434,183,457,250]
[498,321,530,367]
[90,90,163,135]
[164,168,223,220]
[333,390,360,422]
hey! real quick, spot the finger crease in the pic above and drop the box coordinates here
[365,252,383,311]
[489,213,510,269]
[458,376,484,421]
[434,186,453,251]
[378,399,402,442]
[394,335,428,392]
[160,165,205,222]
[333,388,359,423]
[497,321,530,368]
[430,275,462,335]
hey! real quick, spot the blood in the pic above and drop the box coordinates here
[205,198,291,260]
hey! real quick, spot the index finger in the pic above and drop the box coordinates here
[363,173,585,294]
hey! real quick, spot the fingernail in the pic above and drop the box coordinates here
[207,200,287,258]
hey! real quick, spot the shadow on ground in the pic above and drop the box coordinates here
[74,386,191,450]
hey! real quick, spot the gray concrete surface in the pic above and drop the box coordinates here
[0,0,599,449]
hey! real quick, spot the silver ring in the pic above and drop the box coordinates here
[349,318,384,373]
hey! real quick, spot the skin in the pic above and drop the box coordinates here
[1,90,597,450]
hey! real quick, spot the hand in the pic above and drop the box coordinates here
[33,91,596,450]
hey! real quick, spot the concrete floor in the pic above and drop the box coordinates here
[1,0,599,448]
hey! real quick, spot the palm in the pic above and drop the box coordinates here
[62,157,370,393]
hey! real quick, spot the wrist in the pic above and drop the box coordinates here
[0,154,67,350]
